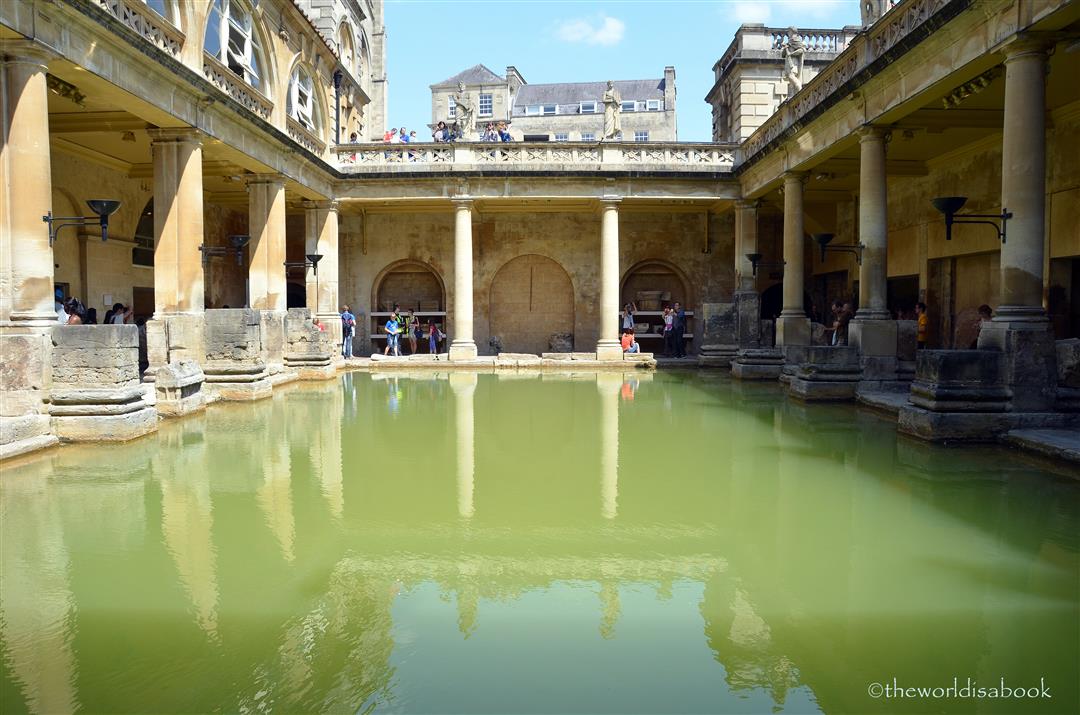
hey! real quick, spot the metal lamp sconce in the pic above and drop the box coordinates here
[284,253,324,310]
[199,234,250,265]
[745,252,785,276]
[43,200,121,246]
[931,196,1011,243]
[812,233,864,264]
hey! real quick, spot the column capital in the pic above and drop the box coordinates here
[147,127,202,146]
[782,171,807,184]
[857,125,889,142]
[451,197,474,209]
[1,40,57,66]
[599,197,622,208]
[302,199,339,212]
[245,173,287,188]
[999,33,1058,60]
[735,199,762,211]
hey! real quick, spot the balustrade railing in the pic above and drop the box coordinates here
[93,0,185,57]
[336,142,737,173]
[202,53,274,120]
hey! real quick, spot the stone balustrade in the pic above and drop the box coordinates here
[742,0,962,164]
[769,28,849,53]
[337,141,738,174]
[202,53,273,120]
[93,0,184,57]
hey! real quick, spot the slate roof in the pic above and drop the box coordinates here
[515,78,666,107]
[432,64,506,88]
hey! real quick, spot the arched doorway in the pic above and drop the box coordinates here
[620,260,692,309]
[372,260,447,351]
[489,255,574,354]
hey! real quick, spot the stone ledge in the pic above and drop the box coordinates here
[0,433,60,461]
[1004,429,1080,465]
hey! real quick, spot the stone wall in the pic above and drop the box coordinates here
[341,208,735,355]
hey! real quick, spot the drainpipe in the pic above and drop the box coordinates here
[333,69,343,144]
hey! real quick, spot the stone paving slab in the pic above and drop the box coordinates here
[856,390,911,416]
[1004,429,1080,465]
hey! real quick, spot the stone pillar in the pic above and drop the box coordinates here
[449,199,478,360]
[993,44,1048,326]
[247,175,287,372]
[0,42,58,458]
[849,127,897,362]
[146,128,206,372]
[734,200,762,350]
[596,198,623,361]
[978,42,1057,411]
[451,372,477,519]
[597,372,621,519]
[304,200,341,351]
[775,173,810,348]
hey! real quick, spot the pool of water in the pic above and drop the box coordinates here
[1,371,1078,714]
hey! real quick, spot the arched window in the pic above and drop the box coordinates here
[287,67,316,131]
[142,0,177,25]
[338,25,355,77]
[204,0,266,92]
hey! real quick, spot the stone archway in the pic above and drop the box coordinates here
[489,255,574,355]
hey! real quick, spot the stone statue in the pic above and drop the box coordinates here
[453,81,474,139]
[782,27,806,97]
[602,80,621,140]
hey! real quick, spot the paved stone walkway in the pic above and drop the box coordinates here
[1004,429,1080,465]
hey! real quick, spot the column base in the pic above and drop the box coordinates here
[448,340,478,361]
[978,318,1057,412]
[849,318,897,357]
[595,340,623,362]
[775,314,810,347]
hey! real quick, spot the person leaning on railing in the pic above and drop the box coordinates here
[432,121,449,143]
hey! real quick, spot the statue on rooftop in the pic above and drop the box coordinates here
[453,81,475,140]
[602,80,621,141]
[782,27,806,97]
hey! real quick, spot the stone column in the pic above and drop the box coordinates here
[304,200,341,349]
[993,44,1048,325]
[448,199,478,360]
[247,175,287,372]
[146,128,206,371]
[734,200,762,349]
[450,372,477,519]
[596,198,623,361]
[597,372,621,519]
[849,127,897,360]
[978,42,1056,411]
[775,172,810,347]
[0,42,58,457]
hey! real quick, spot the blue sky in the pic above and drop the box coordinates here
[382,0,861,142]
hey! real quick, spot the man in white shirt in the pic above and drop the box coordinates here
[55,288,67,323]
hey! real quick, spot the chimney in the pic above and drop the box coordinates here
[663,66,676,112]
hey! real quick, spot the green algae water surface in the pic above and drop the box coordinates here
[1,371,1078,715]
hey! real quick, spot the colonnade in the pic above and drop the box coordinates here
[735,41,1051,368]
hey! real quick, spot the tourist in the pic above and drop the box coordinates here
[969,304,992,348]
[394,306,409,354]
[63,298,84,325]
[672,302,687,357]
[916,302,928,348]
[340,304,356,358]
[383,128,392,142]
[110,304,132,324]
[661,306,675,356]
[497,122,512,142]
[433,121,449,143]
[55,288,67,324]
[85,307,98,324]
[837,301,854,345]
[384,311,401,356]
[427,320,439,355]
[621,328,640,354]
[406,309,420,354]
[313,316,325,332]
[409,130,418,143]
[389,128,400,144]
[621,301,637,333]
[398,127,409,143]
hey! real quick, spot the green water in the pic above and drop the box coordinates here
[1,371,1078,715]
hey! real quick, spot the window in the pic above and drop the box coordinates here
[634,131,649,142]
[142,0,176,23]
[339,25,355,77]
[581,132,595,142]
[621,100,636,112]
[132,199,154,267]
[288,67,315,130]
[448,97,456,119]
[646,99,662,111]
[479,93,493,117]
[204,0,265,91]
[525,105,540,116]
[580,101,597,114]
[542,104,557,116]
[554,133,569,142]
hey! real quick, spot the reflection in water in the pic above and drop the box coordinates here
[451,373,477,520]
[1,373,1077,714]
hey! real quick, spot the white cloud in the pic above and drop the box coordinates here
[555,16,625,47]
[728,0,845,25]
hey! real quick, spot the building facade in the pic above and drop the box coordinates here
[430,65,677,142]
